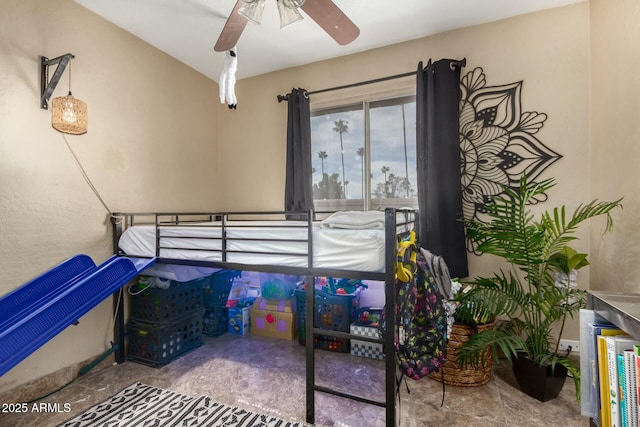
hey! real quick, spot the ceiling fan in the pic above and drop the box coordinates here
[214,0,360,52]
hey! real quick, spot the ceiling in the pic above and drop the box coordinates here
[74,0,583,82]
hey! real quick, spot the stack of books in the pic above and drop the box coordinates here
[581,309,640,427]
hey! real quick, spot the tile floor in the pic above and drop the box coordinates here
[0,333,588,427]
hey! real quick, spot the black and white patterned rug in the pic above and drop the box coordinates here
[58,382,310,427]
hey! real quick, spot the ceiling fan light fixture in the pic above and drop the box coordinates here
[216,0,359,52]
[282,0,306,8]
[238,0,266,25]
[277,0,304,28]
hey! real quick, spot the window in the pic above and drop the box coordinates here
[311,95,417,211]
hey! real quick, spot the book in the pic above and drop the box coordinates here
[599,335,613,427]
[606,335,639,427]
[579,309,624,421]
[606,335,621,427]
[624,349,638,427]
[618,353,627,427]
[590,325,626,427]
[635,345,640,427]
[580,310,603,419]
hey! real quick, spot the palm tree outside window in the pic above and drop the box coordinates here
[310,95,417,211]
[318,150,328,176]
[332,119,349,196]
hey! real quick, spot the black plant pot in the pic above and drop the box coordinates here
[512,354,568,402]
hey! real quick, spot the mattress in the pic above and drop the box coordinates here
[118,220,387,272]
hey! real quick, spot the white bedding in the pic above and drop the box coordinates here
[118,220,387,272]
[320,210,385,229]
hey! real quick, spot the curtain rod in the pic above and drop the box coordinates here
[276,58,466,103]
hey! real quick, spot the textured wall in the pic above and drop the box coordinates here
[0,0,220,391]
[589,0,640,295]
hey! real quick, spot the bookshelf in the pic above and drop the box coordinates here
[587,291,640,427]
[588,291,640,340]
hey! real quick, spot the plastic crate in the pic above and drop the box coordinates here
[295,286,360,353]
[203,306,228,337]
[309,335,351,353]
[127,309,205,367]
[129,278,204,322]
[203,270,241,308]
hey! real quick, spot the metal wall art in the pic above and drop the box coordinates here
[459,67,561,252]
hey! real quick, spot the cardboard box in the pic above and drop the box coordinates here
[350,324,385,360]
[250,297,296,340]
[228,305,251,335]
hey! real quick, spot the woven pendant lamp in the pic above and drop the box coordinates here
[51,62,87,135]
[51,93,87,135]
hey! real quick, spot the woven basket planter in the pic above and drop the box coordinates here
[429,321,496,387]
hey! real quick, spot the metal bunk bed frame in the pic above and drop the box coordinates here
[111,207,416,427]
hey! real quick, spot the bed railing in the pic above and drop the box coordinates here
[112,208,417,280]
[111,207,417,427]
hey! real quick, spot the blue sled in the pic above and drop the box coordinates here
[0,254,155,377]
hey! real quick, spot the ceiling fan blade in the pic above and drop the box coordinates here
[300,0,360,46]
[214,1,248,52]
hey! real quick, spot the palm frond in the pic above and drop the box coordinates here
[463,272,527,317]
[456,327,526,369]
[540,198,622,260]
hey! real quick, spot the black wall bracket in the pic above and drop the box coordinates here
[40,53,74,110]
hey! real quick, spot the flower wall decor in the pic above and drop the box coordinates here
[459,67,562,252]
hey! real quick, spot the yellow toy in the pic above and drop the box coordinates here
[396,230,417,282]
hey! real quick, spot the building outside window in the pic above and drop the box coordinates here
[311,95,417,211]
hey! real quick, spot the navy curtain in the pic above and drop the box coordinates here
[416,59,468,278]
[284,88,313,219]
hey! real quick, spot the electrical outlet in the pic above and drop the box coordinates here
[559,339,580,354]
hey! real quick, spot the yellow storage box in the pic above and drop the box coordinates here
[250,297,296,340]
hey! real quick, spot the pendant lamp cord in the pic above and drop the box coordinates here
[61,133,115,219]
[60,62,120,223]
[26,135,123,402]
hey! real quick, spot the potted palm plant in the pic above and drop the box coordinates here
[456,174,622,401]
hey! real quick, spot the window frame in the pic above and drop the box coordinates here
[311,94,417,212]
